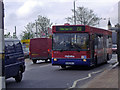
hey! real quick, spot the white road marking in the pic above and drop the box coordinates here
[111,62,119,68]
[69,69,103,89]
[26,64,51,71]
[67,61,118,89]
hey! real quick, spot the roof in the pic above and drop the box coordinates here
[5,38,19,41]
[108,20,111,26]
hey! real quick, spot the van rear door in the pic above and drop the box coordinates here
[5,41,18,78]
[30,38,48,59]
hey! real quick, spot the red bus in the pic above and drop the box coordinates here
[52,24,112,68]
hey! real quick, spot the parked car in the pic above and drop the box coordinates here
[22,45,29,58]
[21,39,30,58]
[112,44,117,53]
[5,38,25,82]
[29,38,52,64]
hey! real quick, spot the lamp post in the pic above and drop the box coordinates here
[35,20,38,38]
[0,0,6,89]
[74,0,76,25]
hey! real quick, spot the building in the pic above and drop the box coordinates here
[118,1,120,24]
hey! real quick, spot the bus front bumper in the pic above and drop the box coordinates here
[52,58,92,66]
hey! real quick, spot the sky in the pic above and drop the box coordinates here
[3,0,120,39]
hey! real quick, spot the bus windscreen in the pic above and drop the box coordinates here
[53,33,89,51]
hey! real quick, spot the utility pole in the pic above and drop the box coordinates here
[13,26,17,38]
[0,0,6,89]
[35,20,38,38]
[118,1,120,66]
[74,0,76,25]
[15,26,16,35]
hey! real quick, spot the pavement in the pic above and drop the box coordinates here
[81,63,119,88]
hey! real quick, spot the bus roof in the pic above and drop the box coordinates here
[52,25,112,35]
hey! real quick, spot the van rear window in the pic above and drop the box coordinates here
[14,41,20,45]
[5,41,15,53]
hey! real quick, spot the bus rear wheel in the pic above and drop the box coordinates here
[94,56,97,67]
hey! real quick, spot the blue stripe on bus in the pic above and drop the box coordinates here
[52,58,91,66]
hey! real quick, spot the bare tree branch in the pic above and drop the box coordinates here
[66,6,101,26]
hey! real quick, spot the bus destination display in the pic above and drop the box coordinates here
[56,26,85,32]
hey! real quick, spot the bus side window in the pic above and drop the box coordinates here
[94,36,98,49]
[108,36,112,48]
[97,35,104,49]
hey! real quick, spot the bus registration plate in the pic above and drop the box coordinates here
[65,62,74,65]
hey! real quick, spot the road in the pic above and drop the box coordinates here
[6,54,117,89]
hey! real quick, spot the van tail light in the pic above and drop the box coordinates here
[48,49,50,52]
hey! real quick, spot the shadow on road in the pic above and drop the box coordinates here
[59,62,109,71]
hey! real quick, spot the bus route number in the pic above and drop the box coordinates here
[77,27,82,31]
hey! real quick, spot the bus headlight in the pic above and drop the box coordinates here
[54,58,57,61]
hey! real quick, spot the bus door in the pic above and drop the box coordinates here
[103,36,107,61]
[90,34,95,65]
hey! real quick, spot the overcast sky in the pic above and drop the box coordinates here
[3,0,120,39]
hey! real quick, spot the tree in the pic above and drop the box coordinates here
[4,32,12,38]
[66,6,101,26]
[20,31,35,40]
[20,22,35,40]
[35,15,53,38]
[20,15,52,40]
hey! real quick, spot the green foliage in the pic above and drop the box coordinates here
[20,22,35,40]
[35,15,53,38]
[4,32,12,38]
[20,16,52,40]
[20,30,35,40]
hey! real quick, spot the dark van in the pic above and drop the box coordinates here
[5,38,25,82]
[29,38,52,64]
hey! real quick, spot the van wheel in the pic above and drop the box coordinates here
[45,59,48,62]
[107,54,109,60]
[32,60,37,64]
[105,55,108,64]
[48,59,51,63]
[15,70,23,82]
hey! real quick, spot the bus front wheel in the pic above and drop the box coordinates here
[61,65,66,69]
